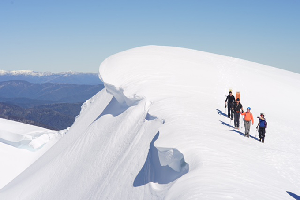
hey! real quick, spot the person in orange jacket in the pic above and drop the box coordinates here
[241,107,254,137]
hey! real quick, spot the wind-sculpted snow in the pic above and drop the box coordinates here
[0,119,62,189]
[98,46,300,199]
[134,132,189,187]
[1,46,300,199]
[0,89,165,199]
[0,130,61,150]
[0,118,62,150]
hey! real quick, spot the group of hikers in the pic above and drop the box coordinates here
[225,91,267,143]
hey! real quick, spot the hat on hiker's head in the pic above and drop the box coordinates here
[260,113,264,116]
[229,91,232,94]
[236,98,240,101]
[247,107,251,110]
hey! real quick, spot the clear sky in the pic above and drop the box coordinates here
[0,0,299,73]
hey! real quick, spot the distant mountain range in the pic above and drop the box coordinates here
[0,71,104,130]
[0,102,82,130]
[0,70,102,85]
[0,80,104,107]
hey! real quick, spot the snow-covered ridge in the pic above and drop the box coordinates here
[1,46,300,199]
[0,70,96,76]
[98,45,300,199]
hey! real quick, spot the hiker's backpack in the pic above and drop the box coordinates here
[260,119,267,128]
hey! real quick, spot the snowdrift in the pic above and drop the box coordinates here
[0,118,62,189]
[0,124,59,150]
[1,46,300,199]
[0,118,61,150]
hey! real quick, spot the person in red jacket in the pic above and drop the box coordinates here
[241,107,254,137]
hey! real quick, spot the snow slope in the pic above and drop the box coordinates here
[0,118,63,189]
[1,46,300,199]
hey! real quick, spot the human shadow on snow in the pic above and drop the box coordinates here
[216,109,228,117]
[219,119,259,141]
[287,191,300,200]
[217,108,260,141]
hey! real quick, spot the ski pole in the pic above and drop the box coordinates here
[255,126,258,139]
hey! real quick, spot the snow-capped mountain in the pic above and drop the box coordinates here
[0,70,102,85]
[0,46,299,199]
[0,70,53,76]
[0,70,95,77]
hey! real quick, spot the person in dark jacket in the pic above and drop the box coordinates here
[257,113,267,143]
[225,91,235,120]
[232,98,244,129]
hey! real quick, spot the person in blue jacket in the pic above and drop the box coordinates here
[257,113,267,143]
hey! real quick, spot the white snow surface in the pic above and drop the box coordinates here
[1,46,300,199]
[0,118,63,189]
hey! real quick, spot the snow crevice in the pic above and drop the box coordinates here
[134,132,189,187]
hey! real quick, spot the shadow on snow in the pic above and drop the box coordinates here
[287,191,300,200]
[216,108,228,117]
[133,132,189,187]
[219,120,259,141]
[0,138,39,151]
[217,109,259,141]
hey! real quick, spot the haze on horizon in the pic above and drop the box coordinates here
[0,0,299,74]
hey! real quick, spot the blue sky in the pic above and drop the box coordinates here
[0,0,299,73]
